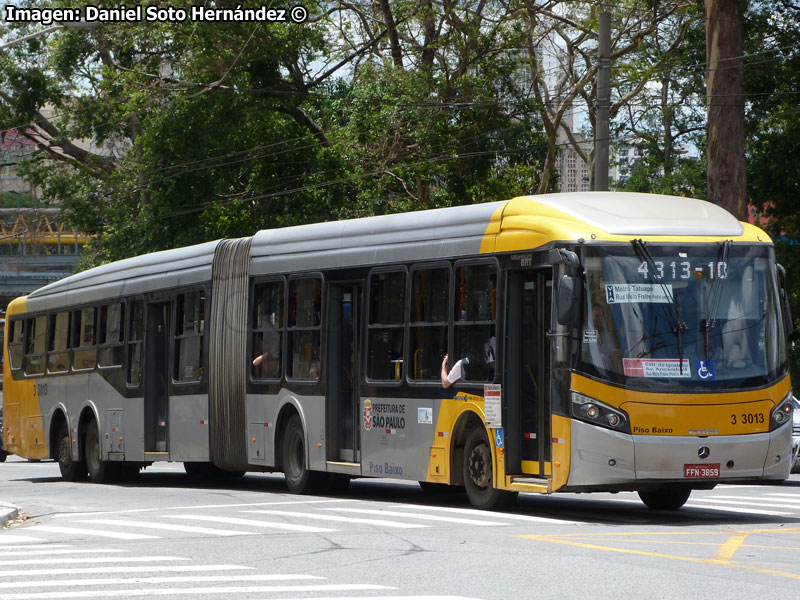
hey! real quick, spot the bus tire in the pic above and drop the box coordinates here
[84,420,120,484]
[282,414,325,494]
[463,426,516,510]
[638,486,691,510]
[57,428,86,481]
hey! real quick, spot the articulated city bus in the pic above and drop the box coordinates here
[1,192,794,510]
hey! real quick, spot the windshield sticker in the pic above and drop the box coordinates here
[695,359,715,380]
[623,358,692,379]
[583,330,597,344]
[606,283,672,304]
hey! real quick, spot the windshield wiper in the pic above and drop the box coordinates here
[701,240,731,363]
[631,239,687,373]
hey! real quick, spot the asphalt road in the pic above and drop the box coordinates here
[2,455,800,600]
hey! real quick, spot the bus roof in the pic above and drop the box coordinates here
[25,192,757,307]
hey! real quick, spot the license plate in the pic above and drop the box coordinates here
[684,464,720,478]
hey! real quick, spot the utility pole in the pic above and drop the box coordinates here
[594,9,611,191]
[706,0,746,220]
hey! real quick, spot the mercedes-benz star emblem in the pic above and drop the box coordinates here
[698,446,711,459]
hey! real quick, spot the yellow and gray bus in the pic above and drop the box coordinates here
[1,192,794,509]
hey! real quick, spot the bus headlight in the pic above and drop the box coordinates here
[571,392,630,433]
[771,392,794,430]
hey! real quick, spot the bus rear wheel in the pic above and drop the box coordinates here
[84,420,120,484]
[57,429,86,481]
[282,414,325,494]
[463,426,516,510]
[638,486,692,510]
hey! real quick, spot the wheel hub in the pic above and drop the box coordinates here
[468,442,491,488]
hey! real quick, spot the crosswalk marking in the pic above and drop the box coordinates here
[700,494,800,507]
[75,519,257,537]
[32,525,159,540]
[0,548,125,557]
[684,503,791,516]
[0,556,188,567]
[0,545,73,551]
[321,507,507,526]
[243,509,428,529]
[0,535,46,545]
[0,582,391,599]
[166,514,336,533]
[0,573,323,589]
[388,504,579,524]
[50,498,354,519]
[0,565,252,577]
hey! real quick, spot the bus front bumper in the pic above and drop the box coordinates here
[564,419,793,490]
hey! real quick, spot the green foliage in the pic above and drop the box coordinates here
[0,191,37,208]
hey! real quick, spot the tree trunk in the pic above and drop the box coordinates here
[706,0,747,220]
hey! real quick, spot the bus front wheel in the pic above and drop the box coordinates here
[463,426,516,510]
[638,486,691,510]
[57,428,87,481]
[282,414,325,494]
[84,420,120,484]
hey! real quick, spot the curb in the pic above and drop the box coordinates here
[0,502,20,528]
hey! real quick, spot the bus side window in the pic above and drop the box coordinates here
[127,300,144,387]
[98,302,125,368]
[23,315,46,376]
[367,269,405,381]
[251,280,284,380]
[174,291,204,382]
[72,307,97,371]
[8,319,24,371]
[287,277,321,381]
[47,311,71,374]
[454,263,497,382]
[409,266,449,381]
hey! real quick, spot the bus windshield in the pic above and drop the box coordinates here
[580,243,787,391]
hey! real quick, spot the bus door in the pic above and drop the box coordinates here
[504,269,551,477]
[144,301,170,453]
[325,282,362,464]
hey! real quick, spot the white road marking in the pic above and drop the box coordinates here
[74,519,257,536]
[32,525,159,540]
[51,498,355,519]
[701,494,800,506]
[244,510,428,529]
[0,544,73,551]
[388,504,579,524]
[321,507,507,526]
[0,565,251,577]
[0,556,188,567]
[166,514,336,533]
[0,583,390,599]
[0,573,322,589]
[684,502,791,516]
[0,548,125,557]
[0,535,47,545]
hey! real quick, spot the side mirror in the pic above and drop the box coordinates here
[777,264,794,337]
[557,275,579,326]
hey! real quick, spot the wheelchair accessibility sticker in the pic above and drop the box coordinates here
[495,428,504,448]
[696,360,715,380]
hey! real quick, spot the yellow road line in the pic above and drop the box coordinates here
[713,532,749,562]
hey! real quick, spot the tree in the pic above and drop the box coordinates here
[705,0,747,220]
[0,0,551,264]
[520,0,697,192]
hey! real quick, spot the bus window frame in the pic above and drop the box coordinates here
[286,272,324,384]
[125,296,145,390]
[71,306,98,373]
[47,310,72,375]
[451,257,500,387]
[97,300,126,371]
[364,265,408,387]
[249,276,286,384]
[23,313,47,378]
[7,317,25,373]
[407,261,452,387]
[172,288,206,385]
